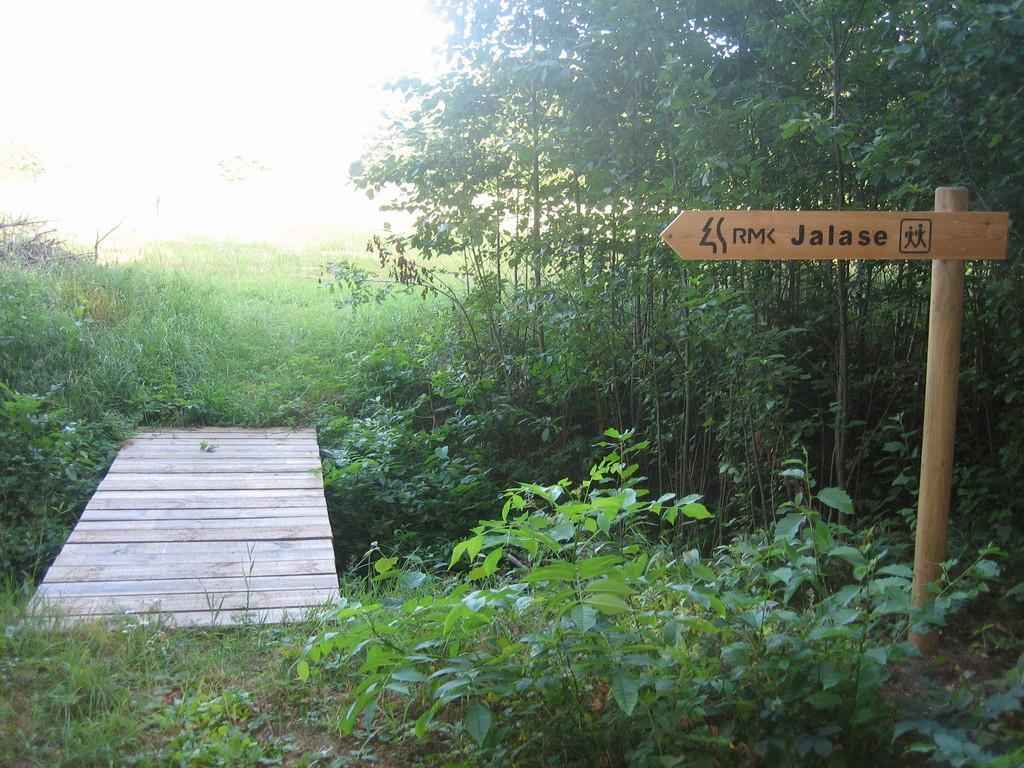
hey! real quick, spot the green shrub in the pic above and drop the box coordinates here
[149,690,295,767]
[320,402,501,566]
[300,433,999,766]
[0,385,111,580]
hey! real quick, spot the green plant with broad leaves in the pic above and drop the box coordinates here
[299,433,1001,766]
[0,384,107,579]
[148,690,296,767]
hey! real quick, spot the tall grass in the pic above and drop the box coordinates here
[1,234,432,427]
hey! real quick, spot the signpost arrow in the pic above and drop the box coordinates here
[660,189,1011,655]
[661,209,1008,261]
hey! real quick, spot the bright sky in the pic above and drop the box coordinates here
[0,0,448,242]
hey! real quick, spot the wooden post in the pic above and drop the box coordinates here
[910,186,968,655]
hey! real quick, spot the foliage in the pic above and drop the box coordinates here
[346,0,1024,537]
[301,436,1014,765]
[150,690,293,767]
[894,656,1024,767]
[0,385,108,579]
[320,402,500,565]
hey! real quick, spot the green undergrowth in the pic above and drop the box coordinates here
[297,435,1024,767]
[1,438,1022,766]
[0,594,453,767]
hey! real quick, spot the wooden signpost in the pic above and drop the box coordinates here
[660,188,1010,655]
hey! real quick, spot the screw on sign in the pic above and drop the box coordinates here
[661,189,1010,655]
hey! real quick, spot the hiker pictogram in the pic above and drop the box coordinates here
[899,218,932,253]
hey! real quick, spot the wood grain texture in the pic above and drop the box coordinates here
[67,525,332,543]
[41,607,326,628]
[44,588,340,615]
[79,507,329,521]
[87,490,324,509]
[44,559,337,582]
[118,445,320,456]
[130,429,314,440]
[97,472,322,491]
[35,428,339,626]
[660,209,1009,261]
[53,539,333,563]
[36,573,340,597]
[911,188,968,656]
[108,459,320,473]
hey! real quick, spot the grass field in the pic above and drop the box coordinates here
[2,233,434,428]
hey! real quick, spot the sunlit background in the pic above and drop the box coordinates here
[0,0,448,244]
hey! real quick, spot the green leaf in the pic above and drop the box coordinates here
[465,701,492,745]
[400,571,427,589]
[877,563,913,579]
[818,487,853,516]
[972,559,1000,579]
[577,555,623,579]
[586,592,631,615]
[829,546,865,567]
[818,662,843,690]
[524,562,577,583]
[570,603,598,632]
[689,562,717,582]
[466,535,485,559]
[297,660,310,681]
[374,556,398,575]
[721,641,751,666]
[484,546,503,571]
[391,667,428,683]
[775,513,804,542]
[584,578,635,596]
[681,502,712,520]
[449,540,469,568]
[611,670,639,715]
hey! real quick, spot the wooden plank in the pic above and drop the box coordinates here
[132,430,315,436]
[88,490,323,509]
[97,472,323,491]
[67,525,331,543]
[90,489,323,500]
[44,558,337,582]
[120,446,318,456]
[75,516,327,531]
[37,588,339,614]
[48,549,335,569]
[79,506,329,521]
[167,607,326,626]
[37,573,339,597]
[41,607,325,627]
[660,210,1009,261]
[132,427,315,433]
[121,440,318,450]
[108,459,321,473]
[133,428,315,438]
[52,539,332,561]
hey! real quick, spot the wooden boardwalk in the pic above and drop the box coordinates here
[34,428,340,626]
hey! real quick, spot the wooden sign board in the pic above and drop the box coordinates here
[660,210,1009,261]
